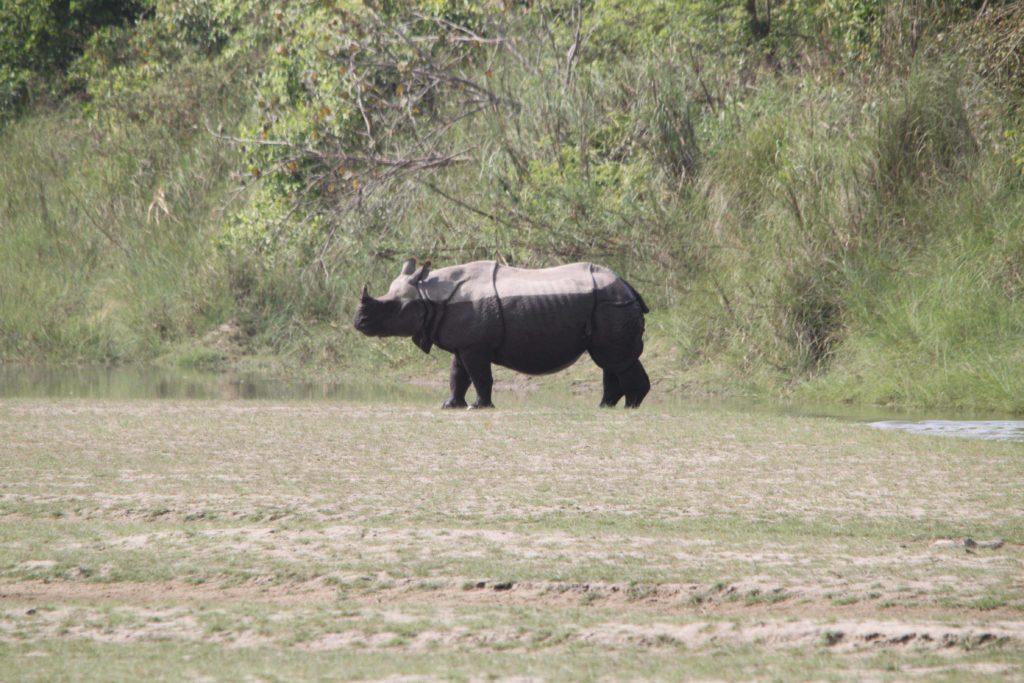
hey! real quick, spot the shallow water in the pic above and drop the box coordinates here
[868,419,1024,443]
[0,365,427,403]
[1,365,1021,443]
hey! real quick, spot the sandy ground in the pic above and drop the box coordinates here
[1,399,1022,680]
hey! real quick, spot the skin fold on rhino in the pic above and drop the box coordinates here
[353,259,650,409]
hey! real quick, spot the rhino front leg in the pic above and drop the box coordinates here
[442,354,470,409]
[599,368,624,407]
[459,346,495,409]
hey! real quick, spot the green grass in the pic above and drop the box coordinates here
[9,640,1021,683]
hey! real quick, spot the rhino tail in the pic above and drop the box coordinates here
[622,279,649,314]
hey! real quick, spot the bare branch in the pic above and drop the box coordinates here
[421,180,514,229]
[565,0,584,88]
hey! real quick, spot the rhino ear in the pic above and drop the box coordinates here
[411,260,431,284]
[400,258,417,277]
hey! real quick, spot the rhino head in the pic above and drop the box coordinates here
[353,258,433,350]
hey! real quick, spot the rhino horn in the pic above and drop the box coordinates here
[360,284,371,301]
[400,258,417,276]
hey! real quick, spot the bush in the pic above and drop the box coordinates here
[873,68,977,205]
[0,0,147,115]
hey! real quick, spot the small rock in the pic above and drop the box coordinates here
[64,566,91,579]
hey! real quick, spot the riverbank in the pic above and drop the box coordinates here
[2,2,1022,414]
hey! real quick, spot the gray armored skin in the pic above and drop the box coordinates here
[353,259,650,409]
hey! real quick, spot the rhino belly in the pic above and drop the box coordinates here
[494,294,590,375]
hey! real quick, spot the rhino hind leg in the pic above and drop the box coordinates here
[458,346,495,409]
[442,354,470,409]
[619,360,650,408]
[599,368,624,407]
[588,300,648,408]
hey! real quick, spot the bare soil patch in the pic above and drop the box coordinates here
[4,578,1022,655]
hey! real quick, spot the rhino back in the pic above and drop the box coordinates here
[424,261,641,373]
[424,261,497,301]
[489,263,599,374]
[495,262,637,307]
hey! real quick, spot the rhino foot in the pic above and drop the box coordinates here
[469,401,495,409]
[442,398,468,409]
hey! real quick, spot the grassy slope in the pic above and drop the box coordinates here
[1,2,1023,412]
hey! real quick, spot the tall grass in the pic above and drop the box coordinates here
[808,152,1024,412]
[0,60,243,363]
[649,58,1024,409]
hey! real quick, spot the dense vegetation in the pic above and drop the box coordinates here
[2,0,1023,411]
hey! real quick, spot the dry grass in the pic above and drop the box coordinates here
[1,397,1022,680]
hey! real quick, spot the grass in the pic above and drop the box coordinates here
[0,396,1022,680]
[0,109,239,365]
[10,640,1021,683]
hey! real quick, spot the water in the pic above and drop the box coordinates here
[0,365,590,406]
[868,419,1024,443]
[1,365,1021,443]
[0,365,427,403]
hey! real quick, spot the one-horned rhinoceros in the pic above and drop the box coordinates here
[353,259,650,408]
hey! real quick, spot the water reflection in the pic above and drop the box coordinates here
[0,365,428,403]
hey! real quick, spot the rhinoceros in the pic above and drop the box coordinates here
[353,259,650,409]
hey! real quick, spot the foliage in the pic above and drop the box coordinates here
[226,2,504,249]
[958,0,1024,95]
[0,0,148,115]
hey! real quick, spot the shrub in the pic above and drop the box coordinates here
[0,0,147,115]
